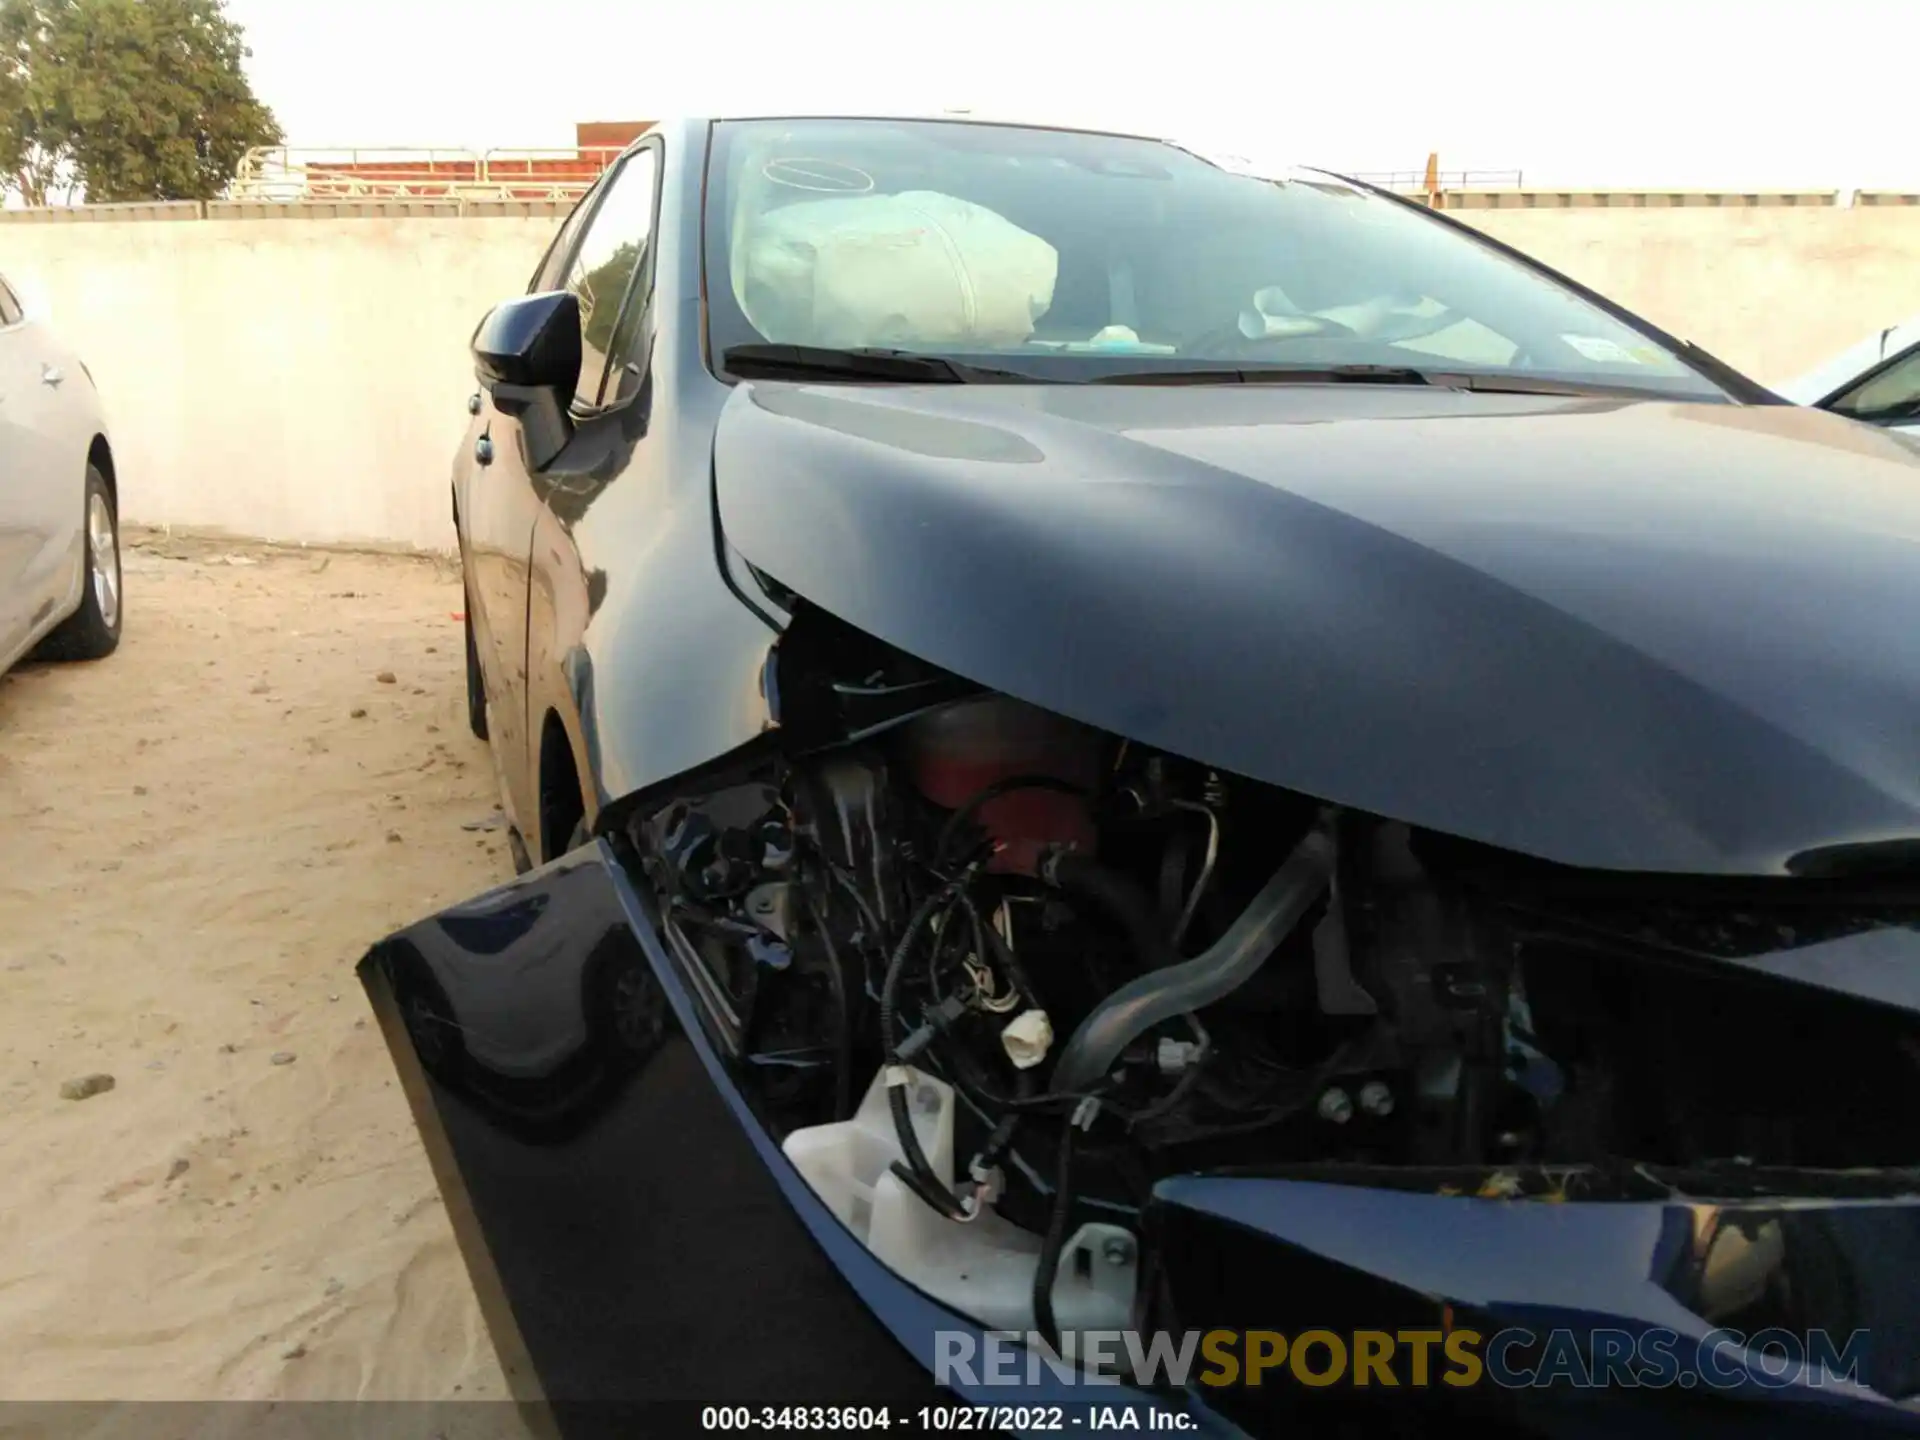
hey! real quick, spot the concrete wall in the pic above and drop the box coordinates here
[3,210,562,550]
[1459,206,1920,390]
[6,201,1920,550]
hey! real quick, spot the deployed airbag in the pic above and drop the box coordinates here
[735,191,1058,351]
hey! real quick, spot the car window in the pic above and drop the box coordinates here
[702,118,1727,399]
[596,148,665,408]
[530,185,602,295]
[1827,345,1920,428]
[562,146,660,410]
[0,277,22,327]
[1777,315,1920,406]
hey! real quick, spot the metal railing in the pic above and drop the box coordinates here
[228,148,1523,205]
[1345,168,1525,193]
[229,146,628,203]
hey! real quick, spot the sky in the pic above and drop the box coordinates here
[221,0,1918,191]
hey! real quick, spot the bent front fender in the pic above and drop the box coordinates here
[358,843,938,1422]
[356,843,1193,1435]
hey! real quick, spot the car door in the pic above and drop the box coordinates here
[522,140,665,859]
[461,177,602,796]
[464,145,663,848]
[464,205,591,839]
[0,275,71,662]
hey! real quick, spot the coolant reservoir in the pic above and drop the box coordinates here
[783,1068,1136,1342]
[783,1066,958,1240]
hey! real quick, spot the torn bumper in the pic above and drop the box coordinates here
[360,843,1920,1437]
[356,843,1185,1433]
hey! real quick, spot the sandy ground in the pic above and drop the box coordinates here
[0,532,513,1403]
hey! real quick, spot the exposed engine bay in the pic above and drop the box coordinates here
[618,607,1920,1360]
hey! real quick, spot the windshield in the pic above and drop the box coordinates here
[702,118,1727,399]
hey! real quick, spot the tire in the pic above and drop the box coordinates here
[34,464,121,662]
[464,601,488,740]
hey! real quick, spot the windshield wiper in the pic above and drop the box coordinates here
[721,343,1052,384]
[724,346,1685,400]
[1433,371,1681,398]
[1092,363,1677,399]
[1093,363,1436,387]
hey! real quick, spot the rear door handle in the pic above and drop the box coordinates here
[41,364,62,387]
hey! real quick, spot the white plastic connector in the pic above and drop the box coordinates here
[1000,1009,1053,1070]
[1156,1037,1204,1074]
[960,1161,1004,1222]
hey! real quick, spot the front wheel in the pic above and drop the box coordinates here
[35,465,122,662]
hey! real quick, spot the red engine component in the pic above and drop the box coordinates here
[901,695,1100,875]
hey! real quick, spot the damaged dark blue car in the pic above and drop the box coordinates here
[362,113,1920,1438]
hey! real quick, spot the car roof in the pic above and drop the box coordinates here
[658,113,1317,189]
[685,109,1167,140]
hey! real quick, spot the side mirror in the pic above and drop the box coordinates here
[472,291,581,470]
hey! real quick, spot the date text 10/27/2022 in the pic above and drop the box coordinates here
[696,1323,1871,1431]
[700,1407,1195,1432]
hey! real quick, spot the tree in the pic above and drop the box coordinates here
[0,0,280,205]
[0,0,69,201]
[580,240,643,357]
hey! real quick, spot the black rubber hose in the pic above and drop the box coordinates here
[960,889,1040,1010]
[803,890,856,1121]
[880,886,955,1055]
[888,1086,965,1217]
[925,895,961,1007]
[1048,823,1336,1096]
[1031,1120,1078,1358]
[1043,852,1175,974]
[888,1153,969,1217]
[879,884,969,1219]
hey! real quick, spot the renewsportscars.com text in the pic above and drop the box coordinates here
[936,1326,1871,1391]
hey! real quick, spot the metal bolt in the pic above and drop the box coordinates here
[1357,1081,1395,1118]
[1101,1235,1135,1267]
[1316,1087,1354,1124]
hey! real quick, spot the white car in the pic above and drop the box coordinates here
[1775,312,1920,438]
[0,270,121,675]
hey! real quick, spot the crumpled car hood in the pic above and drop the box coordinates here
[713,381,1920,875]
